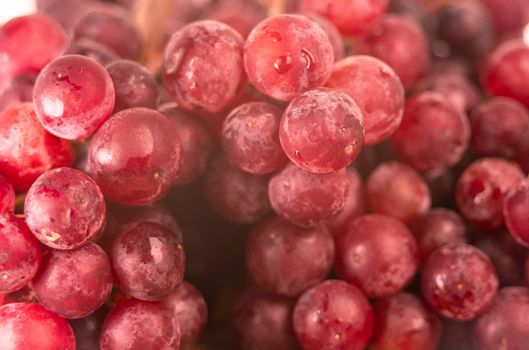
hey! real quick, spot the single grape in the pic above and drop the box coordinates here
[24,167,106,250]
[366,161,431,223]
[456,157,524,229]
[159,104,213,185]
[204,156,271,224]
[360,14,430,89]
[0,73,36,113]
[410,208,466,261]
[300,12,345,60]
[336,214,419,298]
[161,281,207,346]
[221,102,287,174]
[293,280,373,350]
[0,302,75,350]
[244,14,334,101]
[0,175,15,213]
[73,11,141,60]
[299,0,388,37]
[481,0,529,35]
[326,55,404,145]
[32,242,113,319]
[111,222,185,301]
[64,39,119,66]
[87,107,182,205]
[0,213,41,295]
[268,162,350,227]
[33,54,116,140]
[481,40,529,108]
[390,92,470,171]
[371,293,442,350]
[234,288,298,350]
[163,20,246,114]
[474,287,529,350]
[100,299,180,350]
[504,179,529,248]
[0,103,72,191]
[421,243,498,320]
[106,59,160,112]
[470,97,529,159]
[246,217,334,297]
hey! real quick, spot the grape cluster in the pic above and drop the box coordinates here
[1,0,529,349]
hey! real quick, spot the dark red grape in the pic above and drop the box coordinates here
[515,132,529,173]
[391,92,470,171]
[293,280,373,350]
[0,213,41,295]
[0,302,75,350]
[336,214,419,298]
[366,161,431,223]
[0,73,36,113]
[421,243,498,320]
[69,306,108,350]
[326,55,404,145]
[371,293,442,350]
[410,208,466,261]
[301,12,345,60]
[24,167,106,250]
[0,103,72,191]
[200,0,266,38]
[504,179,529,248]
[456,157,524,229]
[161,281,207,346]
[159,104,213,185]
[65,39,119,66]
[280,88,365,173]
[204,156,271,224]
[481,40,529,108]
[0,175,15,214]
[482,0,529,36]
[268,162,349,227]
[234,288,299,350]
[73,11,141,60]
[33,242,113,319]
[470,97,529,158]
[360,15,430,89]
[300,0,388,37]
[106,59,160,112]
[88,107,182,205]
[112,222,185,301]
[100,299,180,350]
[33,54,116,140]
[474,287,529,350]
[246,217,334,296]
[163,20,246,114]
[244,14,334,101]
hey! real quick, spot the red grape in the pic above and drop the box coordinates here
[299,0,388,37]
[88,107,182,205]
[504,179,529,248]
[33,54,116,140]
[421,243,499,320]
[280,88,365,173]
[0,302,75,350]
[268,162,350,227]
[0,175,15,214]
[371,293,442,350]
[293,280,373,350]
[32,242,113,319]
[73,11,142,60]
[336,214,419,298]
[246,217,334,297]
[481,0,529,36]
[410,208,466,261]
[366,161,431,223]
[456,157,524,229]
[481,40,529,108]
[24,167,106,250]
[390,92,470,171]
[161,281,207,346]
[222,102,287,174]
[470,97,529,158]
[326,55,404,145]
[65,39,119,66]
[106,59,160,112]
[200,0,266,38]
[100,299,180,350]
[244,15,334,101]
[0,103,72,191]
[301,12,345,60]
[0,73,36,113]
[0,213,41,295]
[163,20,246,114]
[474,287,529,350]
[360,14,430,89]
